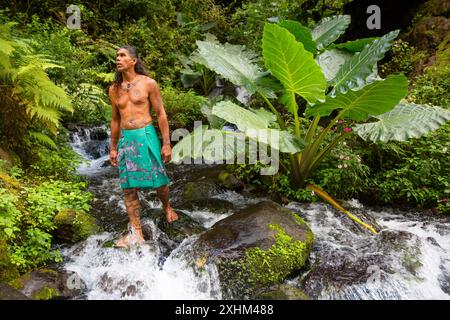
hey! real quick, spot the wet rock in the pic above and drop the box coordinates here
[83,140,105,159]
[257,283,310,300]
[301,229,423,299]
[181,181,223,202]
[0,282,29,300]
[89,127,108,141]
[193,200,314,299]
[142,208,206,245]
[53,208,102,244]
[178,198,235,214]
[16,268,85,300]
[217,171,244,192]
[57,269,87,298]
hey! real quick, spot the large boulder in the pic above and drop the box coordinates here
[193,200,314,299]
[53,209,102,244]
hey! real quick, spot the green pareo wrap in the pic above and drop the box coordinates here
[116,123,170,190]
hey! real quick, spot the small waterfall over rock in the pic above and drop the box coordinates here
[286,201,450,300]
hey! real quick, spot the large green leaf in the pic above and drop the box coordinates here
[306,75,408,121]
[317,49,378,85]
[311,15,351,50]
[330,30,399,96]
[201,101,228,130]
[278,19,317,54]
[316,49,353,83]
[354,102,450,142]
[245,128,304,154]
[211,100,270,131]
[329,37,378,52]
[262,23,326,105]
[172,124,303,165]
[195,40,276,98]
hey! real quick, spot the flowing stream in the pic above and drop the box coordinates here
[61,124,450,300]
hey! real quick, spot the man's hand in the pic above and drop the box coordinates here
[110,150,118,167]
[161,145,172,164]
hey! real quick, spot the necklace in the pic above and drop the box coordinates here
[122,76,142,92]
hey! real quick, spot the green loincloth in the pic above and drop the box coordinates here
[116,123,170,190]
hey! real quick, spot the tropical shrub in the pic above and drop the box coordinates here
[1,176,93,272]
[172,15,450,230]
[161,86,207,130]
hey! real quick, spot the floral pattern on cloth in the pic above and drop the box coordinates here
[116,123,170,190]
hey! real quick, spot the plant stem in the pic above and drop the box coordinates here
[259,92,286,129]
[298,110,345,180]
[305,115,320,146]
[291,92,300,138]
[307,184,378,235]
[260,91,302,186]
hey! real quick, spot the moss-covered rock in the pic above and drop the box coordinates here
[241,223,312,286]
[181,181,222,202]
[32,286,61,300]
[18,269,60,300]
[16,268,84,300]
[193,200,314,299]
[217,171,244,192]
[53,208,101,244]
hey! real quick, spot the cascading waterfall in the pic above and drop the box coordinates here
[64,125,450,300]
[61,228,222,300]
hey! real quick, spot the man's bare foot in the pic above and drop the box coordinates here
[163,205,179,223]
[115,234,130,248]
[115,233,145,248]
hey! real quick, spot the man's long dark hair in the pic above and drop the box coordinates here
[113,45,149,92]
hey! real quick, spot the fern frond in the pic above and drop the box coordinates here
[14,66,73,112]
[27,131,57,149]
[15,54,64,76]
[25,102,61,128]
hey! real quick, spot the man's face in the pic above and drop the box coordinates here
[116,48,136,72]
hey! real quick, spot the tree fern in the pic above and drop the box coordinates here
[0,25,73,151]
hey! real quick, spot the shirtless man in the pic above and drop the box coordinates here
[108,46,178,247]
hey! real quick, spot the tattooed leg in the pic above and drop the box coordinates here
[156,185,178,223]
[116,188,145,247]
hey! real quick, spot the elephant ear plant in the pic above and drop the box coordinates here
[172,15,450,234]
